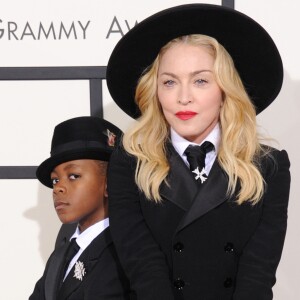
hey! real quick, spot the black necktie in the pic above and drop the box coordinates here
[184,141,214,183]
[59,238,80,285]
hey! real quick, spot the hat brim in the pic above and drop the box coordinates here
[36,148,111,188]
[107,4,283,118]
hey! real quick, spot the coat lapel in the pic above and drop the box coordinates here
[159,143,229,232]
[57,228,113,300]
[45,242,69,300]
[160,144,198,211]
[177,161,229,232]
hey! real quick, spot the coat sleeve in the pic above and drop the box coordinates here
[233,149,291,300]
[107,147,175,300]
[29,277,45,300]
[29,247,63,300]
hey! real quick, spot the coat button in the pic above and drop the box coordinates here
[174,278,185,290]
[173,242,184,252]
[224,242,234,253]
[223,277,233,288]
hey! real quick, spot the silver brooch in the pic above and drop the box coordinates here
[73,261,86,281]
[192,167,207,184]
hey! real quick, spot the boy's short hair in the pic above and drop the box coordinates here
[95,160,109,176]
[36,116,122,188]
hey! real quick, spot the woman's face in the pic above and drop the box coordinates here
[157,43,223,144]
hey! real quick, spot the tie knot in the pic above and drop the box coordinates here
[65,238,80,262]
[184,141,214,160]
[184,141,214,183]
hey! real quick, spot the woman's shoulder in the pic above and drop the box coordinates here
[259,144,290,162]
[258,144,290,179]
[110,143,137,168]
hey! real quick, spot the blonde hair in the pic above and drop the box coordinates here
[123,34,269,205]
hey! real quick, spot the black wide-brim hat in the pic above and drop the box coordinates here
[106,3,283,118]
[36,116,122,188]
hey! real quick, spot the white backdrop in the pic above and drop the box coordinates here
[0,0,298,299]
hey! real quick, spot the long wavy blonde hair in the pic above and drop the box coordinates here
[123,34,268,205]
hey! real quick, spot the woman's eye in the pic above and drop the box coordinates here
[51,178,59,185]
[69,174,80,180]
[163,80,175,87]
[195,79,208,85]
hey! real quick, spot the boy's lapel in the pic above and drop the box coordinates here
[44,242,69,300]
[57,228,112,300]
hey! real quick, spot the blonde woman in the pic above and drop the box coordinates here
[106,4,290,300]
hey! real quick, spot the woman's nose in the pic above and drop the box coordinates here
[177,86,192,105]
[177,98,192,105]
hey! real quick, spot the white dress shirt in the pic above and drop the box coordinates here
[171,123,221,175]
[63,218,109,280]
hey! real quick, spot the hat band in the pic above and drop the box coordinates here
[51,140,104,156]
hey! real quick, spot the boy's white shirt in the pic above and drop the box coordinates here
[63,218,109,280]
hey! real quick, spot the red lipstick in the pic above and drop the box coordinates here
[175,111,197,120]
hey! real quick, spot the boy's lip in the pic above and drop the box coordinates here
[175,111,197,120]
[54,200,68,210]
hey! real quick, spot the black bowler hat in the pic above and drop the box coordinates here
[36,116,122,188]
[106,3,283,118]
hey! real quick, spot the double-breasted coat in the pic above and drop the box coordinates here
[29,228,132,300]
[107,144,290,300]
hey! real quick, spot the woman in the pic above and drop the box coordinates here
[106,4,290,300]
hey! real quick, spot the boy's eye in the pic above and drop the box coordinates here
[69,174,80,180]
[51,178,59,185]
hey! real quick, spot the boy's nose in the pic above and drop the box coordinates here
[53,184,66,194]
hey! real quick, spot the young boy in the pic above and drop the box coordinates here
[29,116,131,300]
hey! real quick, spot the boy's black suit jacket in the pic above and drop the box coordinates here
[107,144,291,300]
[29,227,132,300]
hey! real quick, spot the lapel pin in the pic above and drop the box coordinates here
[73,261,86,281]
[192,167,207,184]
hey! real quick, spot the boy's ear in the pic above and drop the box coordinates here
[104,182,108,198]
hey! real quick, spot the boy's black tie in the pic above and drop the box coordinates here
[59,238,80,285]
[184,141,214,184]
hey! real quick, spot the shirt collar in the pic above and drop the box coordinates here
[70,218,109,251]
[171,123,221,156]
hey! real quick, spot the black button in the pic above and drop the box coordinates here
[224,242,234,253]
[224,277,233,288]
[173,242,184,252]
[174,278,185,290]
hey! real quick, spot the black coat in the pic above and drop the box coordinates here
[107,145,290,300]
[29,228,133,300]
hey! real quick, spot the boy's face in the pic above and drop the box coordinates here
[51,159,108,232]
